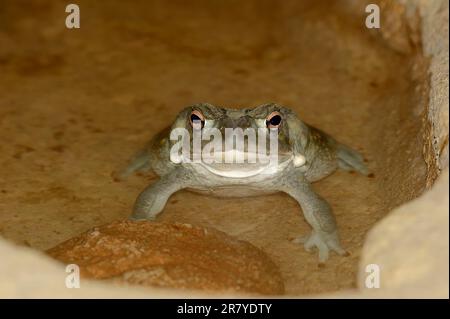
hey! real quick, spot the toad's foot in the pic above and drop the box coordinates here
[292,230,349,265]
[131,190,166,221]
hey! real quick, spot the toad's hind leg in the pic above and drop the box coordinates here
[116,147,152,180]
[336,143,369,176]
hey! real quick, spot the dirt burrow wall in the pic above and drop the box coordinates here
[379,0,449,186]
[356,0,449,298]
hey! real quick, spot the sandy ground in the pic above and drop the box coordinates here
[0,0,427,295]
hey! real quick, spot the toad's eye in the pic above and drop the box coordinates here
[266,111,282,129]
[190,110,205,129]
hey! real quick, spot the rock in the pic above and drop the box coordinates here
[358,170,449,298]
[47,221,285,295]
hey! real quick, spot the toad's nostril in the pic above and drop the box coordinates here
[236,116,251,128]
[222,116,251,129]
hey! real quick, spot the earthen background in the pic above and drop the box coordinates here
[0,0,447,297]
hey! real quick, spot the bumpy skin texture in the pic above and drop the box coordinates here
[120,103,368,263]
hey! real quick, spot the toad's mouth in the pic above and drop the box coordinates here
[190,150,294,178]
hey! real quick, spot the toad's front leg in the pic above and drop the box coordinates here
[130,167,192,221]
[278,171,348,264]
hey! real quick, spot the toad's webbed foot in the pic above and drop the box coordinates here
[278,170,347,264]
[292,230,348,264]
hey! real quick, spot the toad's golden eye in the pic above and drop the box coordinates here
[266,111,282,129]
[190,110,205,129]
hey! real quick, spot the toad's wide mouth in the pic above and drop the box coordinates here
[190,150,293,178]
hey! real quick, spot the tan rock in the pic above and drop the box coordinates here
[47,221,285,295]
[358,170,449,298]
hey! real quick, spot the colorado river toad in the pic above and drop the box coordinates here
[120,103,368,263]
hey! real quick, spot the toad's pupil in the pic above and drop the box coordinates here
[191,114,204,127]
[191,114,201,122]
[268,115,281,126]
